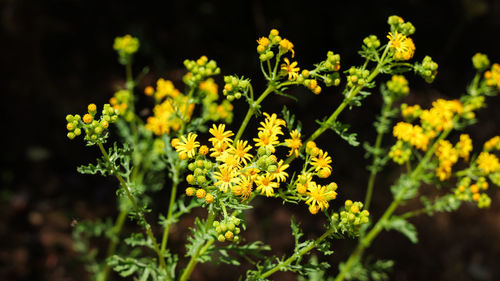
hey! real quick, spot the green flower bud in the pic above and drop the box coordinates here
[218,234,226,242]
[472,53,490,71]
[267,165,277,173]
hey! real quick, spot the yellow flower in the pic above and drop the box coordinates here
[258,112,286,136]
[393,122,429,151]
[484,63,500,89]
[213,165,239,192]
[200,78,219,99]
[476,152,500,174]
[145,93,194,135]
[210,142,229,158]
[456,134,473,161]
[311,149,332,172]
[305,182,337,214]
[253,130,280,153]
[113,34,139,54]
[296,172,313,194]
[434,140,459,181]
[279,38,295,57]
[209,124,234,147]
[156,78,180,100]
[256,37,270,47]
[484,136,500,151]
[420,99,462,133]
[255,173,279,197]
[175,133,200,159]
[273,160,289,183]
[280,58,300,81]
[216,151,241,170]
[285,129,302,157]
[387,31,415,61]
[228,140,253,165]
[232,176,253,201]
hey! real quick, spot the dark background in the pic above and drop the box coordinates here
[2,0,500,280]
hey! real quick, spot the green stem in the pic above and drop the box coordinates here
[126,62,133,84]
[179,210,216,281]
[364,101,393,210]
[160,177,179,254]
[97,143,168,274]
[234,85,275,142]
[98,207,128,281]
[179,87,195,135]
[260,227,336,278]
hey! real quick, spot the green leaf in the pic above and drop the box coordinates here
[316,119,359,146]
[384,217,418,243]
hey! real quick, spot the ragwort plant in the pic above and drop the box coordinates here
[66,16,500,281]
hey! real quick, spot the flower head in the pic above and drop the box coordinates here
[272,160,289,183]
[209,124,234,147]
[311,149,332,172]
[305,182,337,214]
[255,173,279,197]
[477,152,500,174]
[285,129,302,157]
[280,58,300,81]
[228,140,253,165]
[387,31,415,61]
[279,39,295,57]
[175,133,200,159]
[214,166,239,192]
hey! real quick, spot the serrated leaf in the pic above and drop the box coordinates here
[384,217,418,243]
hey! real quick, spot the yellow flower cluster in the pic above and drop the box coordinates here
[294,140,338,214]
[145,77,233,136]
[455,177,491,208]
[434,140,459,181]
[456,134,473,161]
[420,99,463,133]
[393,122,429,151]
[476,152,500,175]
[173,113,338,215]
[145,79,194,135]
[256,29,295,62]
[484,136,500,151]
[387,31,415,61]
[484,63,500,89]
[401,104,422,120]
[113,34,139,55]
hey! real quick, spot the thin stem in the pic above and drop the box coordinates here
[98,207,128,281]
[125,62,133,84]
[179,87,195,135]
[234,85,275,142]
[267,60,273,78]
[160,177,179,254]
[97,143,168,273]
[179,210,215,281]
[364,101,393,210]
[260,62,271,80]
[260,227,336,278]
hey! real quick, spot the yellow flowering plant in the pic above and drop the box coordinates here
[66,15,500,281]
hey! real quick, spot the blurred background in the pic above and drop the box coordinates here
[2,0,500,280]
